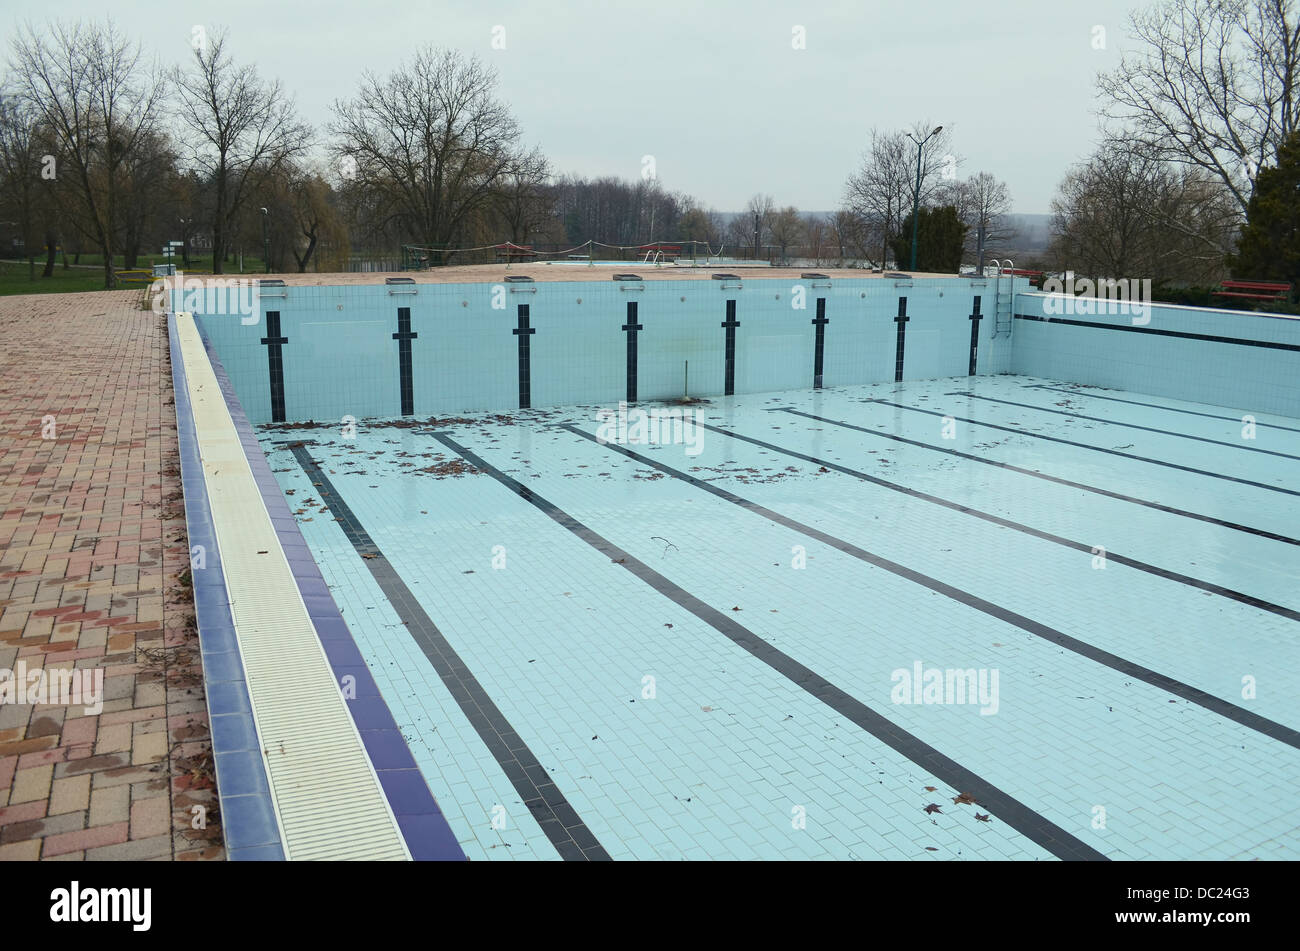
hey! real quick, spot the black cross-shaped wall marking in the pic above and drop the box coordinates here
[722,299,740,396]
[968,296,982,377]
[622,301,643,403]
[811,297,828,389]
[392,306,418,416]
[260,310,288,423]
[893,297,909,383]
[513,303,535,409]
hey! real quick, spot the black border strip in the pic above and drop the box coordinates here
[1027,384,1300,436]
[864,398,1300,499]
[948,391,1300,462]
[774,407,1300,547]
[289,445,611,862]
[557,422,1300,754]
[1014,312,1300,352]
[435,432,1109,861]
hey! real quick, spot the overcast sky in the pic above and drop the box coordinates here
[1,0,1146,215]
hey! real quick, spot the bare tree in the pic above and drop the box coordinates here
[1098,0,1300,214]
[0,88,49,279]
[1048,143,1237,284]
[678,206,722,249]
[173,28,309,273]
[744,193,774,258]
[803,213,828,265]
[950,171,1015,269]
[331,47,520,263]
[768,205,804,263]
[845,123,956,267]
[9,19,166,288]
[829,208,869,262]
[494,145,553,245]
[119,128,176,269]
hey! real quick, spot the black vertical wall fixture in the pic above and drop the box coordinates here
[968,296,982,376]
[513,302,535,408]
[393,306,418,415]
[722,299,739,396]
[260,310,288,423]
[893,297,909,383]
[812,297,828,389]
[622,300,642,402]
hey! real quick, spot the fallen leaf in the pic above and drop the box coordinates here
[924,803,943,815]
[924,786,937,792]
[953,791,978,806]
[975,813,991,823]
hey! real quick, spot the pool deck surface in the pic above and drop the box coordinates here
[0,290,222,860]
[209,263,960,286]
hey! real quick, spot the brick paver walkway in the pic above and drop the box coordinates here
[0,291,222,860]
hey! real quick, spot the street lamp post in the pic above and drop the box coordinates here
[906,125,943,271]
[260,207,270,274]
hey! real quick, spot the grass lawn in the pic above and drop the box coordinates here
[0,266,112,296]
[0,252,272,296]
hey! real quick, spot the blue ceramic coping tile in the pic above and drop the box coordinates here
[193,317,466,862]
[168,314,284,862]
[220,794,282,851]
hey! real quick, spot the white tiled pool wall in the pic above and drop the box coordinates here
[184,277,1300,423]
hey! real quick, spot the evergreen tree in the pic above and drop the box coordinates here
[890,205,968,272]
[1230,131,1300,293]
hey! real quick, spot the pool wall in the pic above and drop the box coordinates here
[1013,292,1300,417]
[184,275,1300,423]
[188,276,1019,424]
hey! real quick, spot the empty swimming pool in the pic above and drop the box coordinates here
[249,374,1300,861]
[169,267,1300,860]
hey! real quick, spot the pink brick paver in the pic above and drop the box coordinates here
[0,290,223,860]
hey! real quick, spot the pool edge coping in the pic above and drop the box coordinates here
[177,312,466,862]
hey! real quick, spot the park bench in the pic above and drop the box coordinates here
[1214,279,1292,303]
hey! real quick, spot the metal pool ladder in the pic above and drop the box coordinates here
[990,260,1016,338]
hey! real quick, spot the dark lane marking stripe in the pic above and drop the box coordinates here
[774,407,1300,548]
[722,299,739,396]
[812,297,827,389]
[289,445,610,862]
[689,418,1300,621]
[513,303,534,409]
[436,433,1108,861]
[393,306,418,416]
[967,296,982,376]
[1014,312,1300,352]
[260,310,288,423]
[557,424,1300,754]
[947,391,1300,462]
[893,296,909,382]
[864,398,1300,499]
[1027,384,1300,436]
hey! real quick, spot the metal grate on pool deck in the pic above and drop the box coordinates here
[175,312,410,861]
